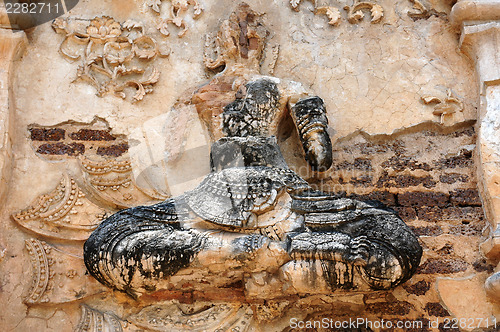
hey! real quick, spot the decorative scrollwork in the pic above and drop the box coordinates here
[316,6,342,26]
[289,0,383,26]
[52,16,169,102]
[422,89,464,125]
[147,0,203,37]
[76,305,123,332]
[344,1,384,24]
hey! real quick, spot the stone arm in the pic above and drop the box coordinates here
[288,96,333,171]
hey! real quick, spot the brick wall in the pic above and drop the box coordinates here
[296,123,492,331]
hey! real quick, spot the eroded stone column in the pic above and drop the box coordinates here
[0,9,26,205]
[451,0,500,304]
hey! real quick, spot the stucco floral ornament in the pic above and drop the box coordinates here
[147,0,203,37]
[52,17,170,102]
[86,16,122,40]
[290,0,383,26]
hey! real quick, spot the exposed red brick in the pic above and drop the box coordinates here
[439,173,469,184]
[472,259,495,273]
[441,207,484,222]
[365,300,414,315]
[402,280,431,296]
[333,158,373,171]
[70,129,116,141]
[193,289,246,302]
[36,142,85,156]
[377,173,436,189]
[425,303,449,317]
[143,289,193,303]
[450,189,482,206]
[417,207,444,222]
[417,258,468,274]
[398,192,449,207]
[435,150,472,169]
[97,143,129,157]
[349,175,373,186]
[448,223,483,236]
[394,207,417,222]
[437,244,454,255]
[353,191,397,207]
[381,156,431,171]
[29,128,65,141]
[409,226,443,236]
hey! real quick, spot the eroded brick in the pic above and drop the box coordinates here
[398,192,449,207]
[29,128,65,141]
[409,225,443,236]
[394,207,417,222]
[97,143,129,157]
[439,173,469,184]
[417,258,468,274]
[70,129,117,141]
[36,142,85,156]
[450,189,482,206]
[402,280,431,296]
[425,303,449,317]
[365,300,414,315]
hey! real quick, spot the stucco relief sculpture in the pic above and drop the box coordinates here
[84,3,422,299]
[290,0,383,26]
[52,16,169,102]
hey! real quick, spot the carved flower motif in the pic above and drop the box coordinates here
[87,16,122,39]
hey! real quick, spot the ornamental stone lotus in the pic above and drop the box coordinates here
[86,16,122,40]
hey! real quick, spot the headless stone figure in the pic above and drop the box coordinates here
[84,3,422,299]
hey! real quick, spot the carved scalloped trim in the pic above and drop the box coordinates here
[79,156,168,208]
[79,156,132,175]
[24,239,54,304]
[12,175,106,240]
[76,304,123,332]
[129,303,253,331]
[344,2,384,24]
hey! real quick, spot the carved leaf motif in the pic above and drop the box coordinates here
[122,19,143,31]
[158,20,170,37]
[59,36,82,60]
[192,2,203,17]
[86,52,100,66]
[316,6,341,26]
[352,10,364,22]
[141,67,161,85]
[148,0,162,13]
[370,4,384,23]
[52,18,68,33]
[290,0,302,11]
[132,83,146,102]
[345,2,384,24]
[158,42,171,57]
